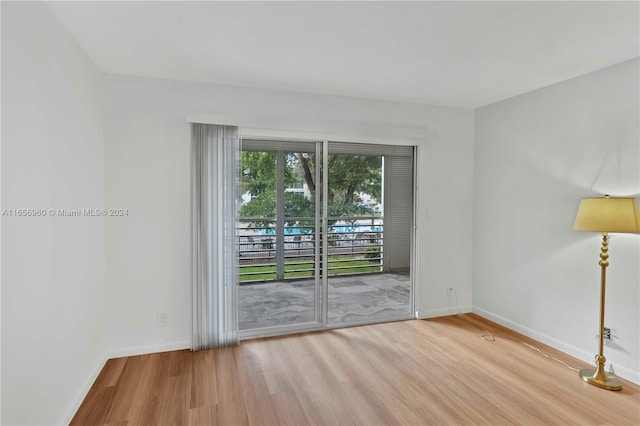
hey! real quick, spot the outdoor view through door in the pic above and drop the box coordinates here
[238,140,414,334]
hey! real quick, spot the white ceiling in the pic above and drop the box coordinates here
[47,1,639,108]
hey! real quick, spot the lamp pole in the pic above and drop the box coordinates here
[578,232,622,390]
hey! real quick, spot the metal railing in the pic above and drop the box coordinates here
[237,217,383,282]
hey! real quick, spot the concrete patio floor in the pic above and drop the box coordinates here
[239,272,411,330]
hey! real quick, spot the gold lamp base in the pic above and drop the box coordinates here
[579,360,622,391]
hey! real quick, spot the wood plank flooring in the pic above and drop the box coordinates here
[72,314,640,425]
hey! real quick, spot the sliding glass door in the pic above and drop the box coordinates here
[238,139,415,336]
[238,141,321,331]
[326,143,414,325]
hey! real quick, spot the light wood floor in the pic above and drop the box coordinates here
[72,314,640,425]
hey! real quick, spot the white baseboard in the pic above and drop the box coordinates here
[108,340,191,359]
[418,305,472,319]
[472,306,640,385]
[62,354,109,425]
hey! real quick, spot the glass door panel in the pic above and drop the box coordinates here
[326,150,413,325]
[237,143,320,331]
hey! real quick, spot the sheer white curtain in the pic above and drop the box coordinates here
[191,123,239,349]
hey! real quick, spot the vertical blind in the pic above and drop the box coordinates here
[382,153,414,273]
[191,123,239,349]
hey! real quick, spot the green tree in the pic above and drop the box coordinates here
[297,153,382,218]
[240,151,277,199]
[240,151,381,224]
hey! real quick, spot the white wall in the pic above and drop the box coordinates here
[102,74,475,354]
[473,59,640,383]
[1,2,106,424]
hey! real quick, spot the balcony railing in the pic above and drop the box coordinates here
[237,217,383,282]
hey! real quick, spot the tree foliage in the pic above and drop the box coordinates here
[240,150,381,225]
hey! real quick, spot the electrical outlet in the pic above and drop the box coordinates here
[603,327,611,342]
[157,312,168,327]
[448,287,454,295]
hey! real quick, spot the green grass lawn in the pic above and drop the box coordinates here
[240,257,381,282]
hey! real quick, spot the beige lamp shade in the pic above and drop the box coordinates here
[574,196,640,233]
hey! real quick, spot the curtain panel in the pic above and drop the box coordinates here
[191,123,239,349]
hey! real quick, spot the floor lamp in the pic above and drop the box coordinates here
[573,195,640,391]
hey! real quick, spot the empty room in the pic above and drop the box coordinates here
[2,1,639,425]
